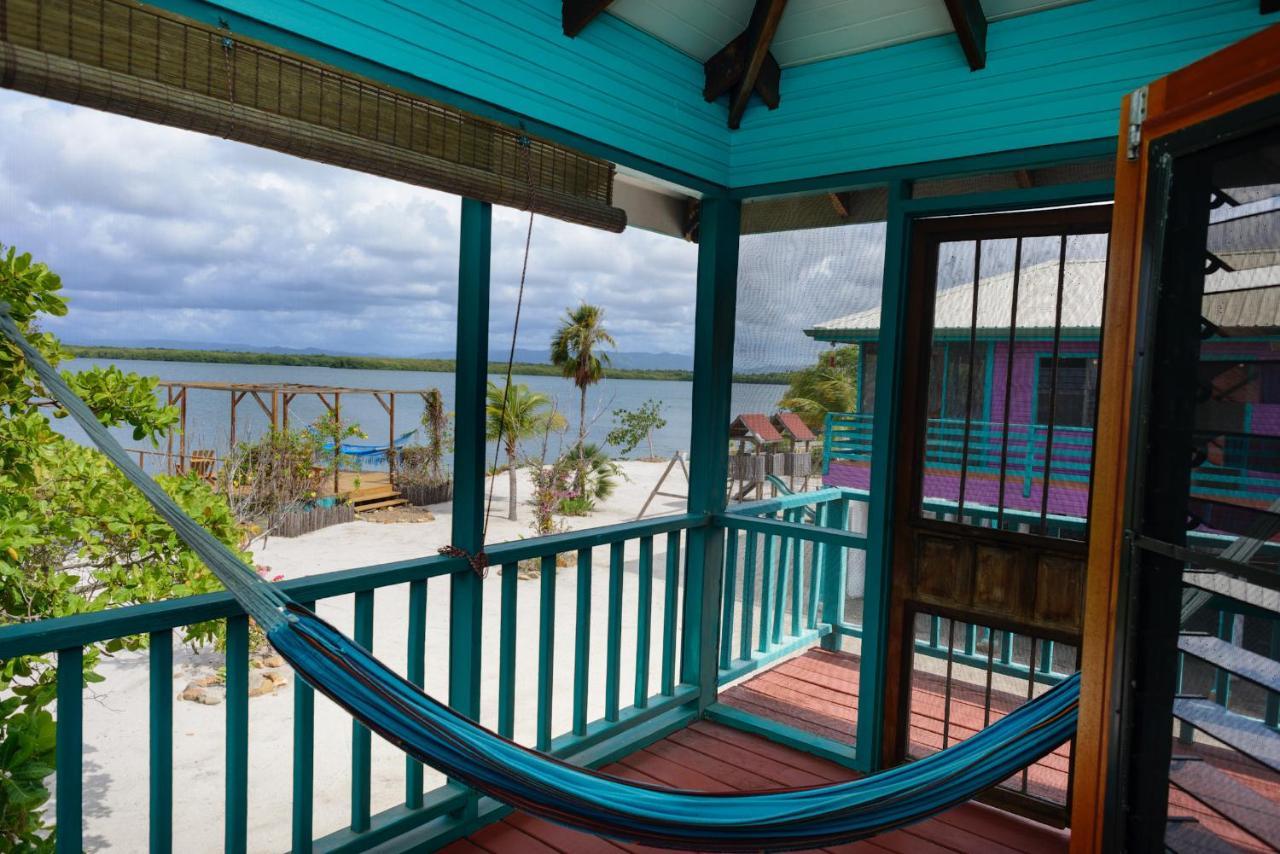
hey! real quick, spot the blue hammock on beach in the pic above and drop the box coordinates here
[2,309,1081,851]
[314,428,417,459]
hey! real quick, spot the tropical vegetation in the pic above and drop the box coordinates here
[551,303,616,493]
[0,245,248,849]
[485,380,564,520]
[778,345,860,432]
[605,399,667,459]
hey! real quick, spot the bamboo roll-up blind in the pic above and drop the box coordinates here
[0,0,627,232]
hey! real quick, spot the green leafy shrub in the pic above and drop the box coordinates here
[0,245,250,848]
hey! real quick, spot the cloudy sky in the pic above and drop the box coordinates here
[0,88,886,368]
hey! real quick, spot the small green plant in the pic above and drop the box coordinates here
[556,442,621,515]
[310,410,365,495]
[605,399,667,459]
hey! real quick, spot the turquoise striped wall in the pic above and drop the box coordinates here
[149,0,1273,192]
[148,0,731,187]
[731,0,1274,187]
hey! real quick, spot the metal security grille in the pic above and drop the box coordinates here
[0,0,625,231]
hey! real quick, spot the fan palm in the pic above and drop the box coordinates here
[779,346,859,432]
[550,303,616,488]
[486,380,564,520]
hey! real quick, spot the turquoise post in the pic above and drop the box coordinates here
[821,499,848,651]
[537,553,558,750]
[149,627,172,854]
[605,541,624,721]
[351,590,374,832]
[150,630,173,854]
[450,197,490,815]
[574,547,593,735]
[293,602,316,852]
[404,583,427,808]
[498,562,518,738]
[856,179,912,772]
[719,527,739,670]
[661,531,681,696]
[56,647,82,854]
[225,615,249,853]
[682,195,740,710]
[635,536,654,708]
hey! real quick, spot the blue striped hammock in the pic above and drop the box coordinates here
[1,311,1078,851]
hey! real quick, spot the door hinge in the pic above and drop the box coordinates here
[1126,86,1148,161]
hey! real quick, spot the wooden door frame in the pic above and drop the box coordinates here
[1070,24,1280,853]
[880,204,1112,779]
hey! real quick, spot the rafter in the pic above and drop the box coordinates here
[562,0,615,37]
[942,0,988,71]
[703,0,789,129]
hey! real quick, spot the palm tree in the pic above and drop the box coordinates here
[486,380,563,520]
[779,346,858,431]
[550,302,616,489]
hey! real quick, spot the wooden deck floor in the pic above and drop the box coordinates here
[446,648,1072,853]
[445,717,1068,854]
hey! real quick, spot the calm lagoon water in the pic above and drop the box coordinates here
[62,358,790,470]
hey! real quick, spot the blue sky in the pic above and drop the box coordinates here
[0,88,886,368]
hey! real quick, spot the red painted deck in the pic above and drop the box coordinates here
[447,648,1072,853]
[445,717,1068,853]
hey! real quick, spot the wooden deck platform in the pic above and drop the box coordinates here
[445,716,1069,853]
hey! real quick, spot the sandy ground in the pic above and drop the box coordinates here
[60,459,698,852]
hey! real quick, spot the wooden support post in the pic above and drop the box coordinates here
[229,391,241,448]
[179,388,188,471]
[450,197,490,815]
[855,179,912,772]
[682,195,741,710]
[389,393,397,478]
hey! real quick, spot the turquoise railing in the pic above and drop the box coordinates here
[0,512,704,853]
[824,412,1280,505]
[715,489,868,687]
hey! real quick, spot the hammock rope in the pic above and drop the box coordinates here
[0,307,1080,851]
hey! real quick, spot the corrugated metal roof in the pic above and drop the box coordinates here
[807,258,1280,338]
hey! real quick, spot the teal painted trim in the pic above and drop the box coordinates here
[225,615,249,854]
[982,341,996,423]
[714,513,868,551]
[0,553,462,660]
[377,709,696,853]
[293,602,317,853]
[314,784,469,854]
[856,179,912,773]
[573,547,593,736]
[404,583,427,808]
[682,195,741,709]
[902,180,1114,216]
[450,197,489,819]
[497,562,518,739]
[821,500,848,652]
[704,702,857,769]
[661,531,681,697]
[147,0,727,191]
[789,512,804,636]
[729,487,842,515]
[740,531,759,661]
[483,512,702,565]
[351,590,374,833]
[730,0,1271,188]
[55,647,82,854]
[758,518,776,654]
[634,536,654,708]
[939,343,951,419]
[730,139,1114,201]
[719,528,739,671]
[536,553,557,751]
[550,686,698,760]
[717,625,832,684]
[149,630,173,854]
[605,541,625,722]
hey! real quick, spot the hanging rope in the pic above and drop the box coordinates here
[439,134,535,577]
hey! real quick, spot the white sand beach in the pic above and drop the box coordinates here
[63,459,699,852]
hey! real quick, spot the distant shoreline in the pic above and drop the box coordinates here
[66,345,797,385]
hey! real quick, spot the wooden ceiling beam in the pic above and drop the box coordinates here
[703,0,789,129]
[942,0,988,71]
[562,0,615,37]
